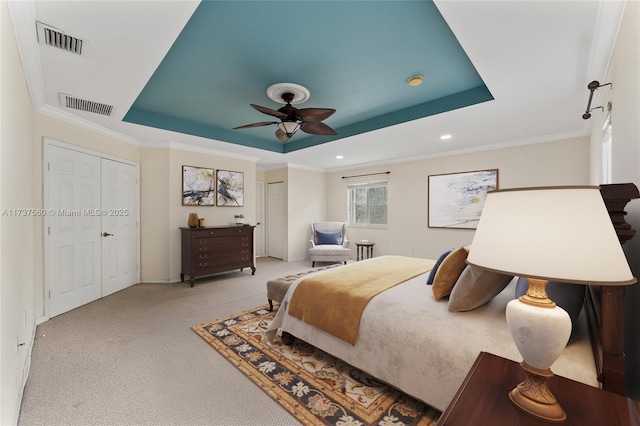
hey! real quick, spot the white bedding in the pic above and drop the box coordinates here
[265,257,598,411]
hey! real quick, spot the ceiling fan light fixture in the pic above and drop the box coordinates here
[277,121,301,137]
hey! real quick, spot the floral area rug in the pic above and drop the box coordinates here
[192,305,440,425]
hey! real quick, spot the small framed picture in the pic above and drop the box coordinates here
[216,170,244,206]
[182,165,215,206]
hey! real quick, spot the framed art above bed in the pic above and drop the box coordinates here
[428,169,498,229]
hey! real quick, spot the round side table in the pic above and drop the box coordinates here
[355,241,375,261]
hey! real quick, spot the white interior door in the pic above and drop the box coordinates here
[46,142,139,317]
[101,158,139,296]
[267,182,285,259]
[255,180,265,257]
[47,145,102,317]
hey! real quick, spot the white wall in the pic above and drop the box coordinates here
[265,168,289,260]
[140,148,171,281]
[1,2,36,423]
[589,0,640,399]
[327,137,590,260]
[286,167,327,262]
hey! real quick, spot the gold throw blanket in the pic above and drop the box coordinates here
[288,256,435,345]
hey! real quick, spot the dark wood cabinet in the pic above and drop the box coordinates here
[180,226,256,286]
[438,352,640,426]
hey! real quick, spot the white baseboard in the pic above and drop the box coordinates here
[139,279,180,284]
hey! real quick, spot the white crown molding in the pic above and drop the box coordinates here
[587,0,626,84]
[7,0,45,111]
[326,129,589,173]
[578,0,626,134]
[144,141,260,163]
[284,162,326,173]
[38,105,144,146]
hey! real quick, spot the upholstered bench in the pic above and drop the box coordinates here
[266,264,342,311]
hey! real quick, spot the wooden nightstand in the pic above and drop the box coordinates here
[438,352,639,426]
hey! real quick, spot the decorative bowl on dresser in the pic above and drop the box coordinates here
[180,226,256,287]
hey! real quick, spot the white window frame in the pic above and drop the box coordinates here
[347,181,388,228]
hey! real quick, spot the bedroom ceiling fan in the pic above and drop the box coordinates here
[233,83,337,142]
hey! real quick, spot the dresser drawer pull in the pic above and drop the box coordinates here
[241,237,248,241]
[199,254,208,259]
[199,262,208,267]
[198,247,208,252]
[209,231,215,235]
[242,243,249,248]
[242,250,249,254]
[198,240,208,245]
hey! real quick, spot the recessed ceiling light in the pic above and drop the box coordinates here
[407,75,424,87]
[440,134,452,140]
[336,155,344,159]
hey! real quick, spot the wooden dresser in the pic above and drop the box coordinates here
[180,226,256,286]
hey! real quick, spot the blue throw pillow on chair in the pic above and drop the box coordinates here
[315,230,341,245]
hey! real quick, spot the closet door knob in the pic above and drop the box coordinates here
[102,232,114,237]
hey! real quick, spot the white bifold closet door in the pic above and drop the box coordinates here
[46,143,139,318]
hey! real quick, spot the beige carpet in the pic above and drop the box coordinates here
[18,257,322,426]
[193,305,440,425]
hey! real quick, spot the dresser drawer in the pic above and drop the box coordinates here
[194,253,252,272]
[194,247,251,260]
[192,227,252,238]
[193,235,251,248]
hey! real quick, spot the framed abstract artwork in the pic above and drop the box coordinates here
[216,170,244,206]
[182,165,216,206]
[428,169,498,229]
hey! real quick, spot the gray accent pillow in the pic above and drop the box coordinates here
[515,277,585,328]
[448,265,514,312]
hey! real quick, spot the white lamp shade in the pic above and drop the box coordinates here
[466,186,636,285]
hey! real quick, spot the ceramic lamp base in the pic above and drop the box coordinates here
[506,278,572,423]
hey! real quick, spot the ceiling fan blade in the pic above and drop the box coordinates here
[275,128,290,142]
[300,121,337,136]
[233,121,278,129]
[251,104,287,119]
[297,108,336,122]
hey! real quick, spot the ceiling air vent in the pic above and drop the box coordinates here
[59,94,115,116]
[36,22,85,56]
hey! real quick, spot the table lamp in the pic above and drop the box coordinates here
[466,186,636,422]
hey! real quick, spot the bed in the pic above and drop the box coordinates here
[266,255,606,411]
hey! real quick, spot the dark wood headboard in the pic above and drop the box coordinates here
[585,183,639,395]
